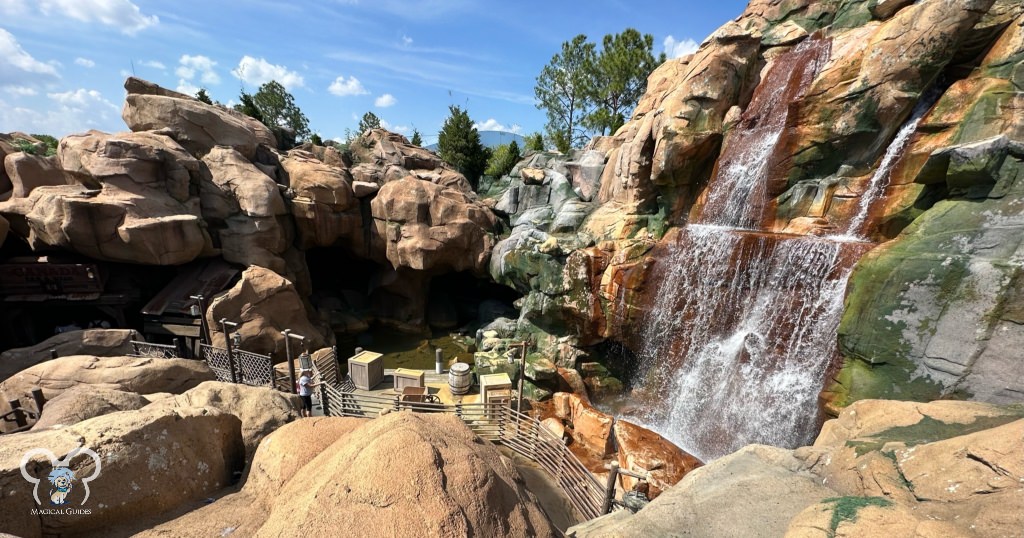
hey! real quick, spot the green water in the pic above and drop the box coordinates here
[336,328,473,370]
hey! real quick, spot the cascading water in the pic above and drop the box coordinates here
[839,95,937,238]
[629,38,930,461]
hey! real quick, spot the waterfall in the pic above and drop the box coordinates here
[627,38,928,461]
[839,95,936,238]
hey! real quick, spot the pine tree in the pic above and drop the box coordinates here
[195,88,213,105]
[410,128,423,146]
[437,105,489,189]
[358,111,381,134]
[535,34,596,150]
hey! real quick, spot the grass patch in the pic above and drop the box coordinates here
[823,496,892,537]
[844,412,1024,456]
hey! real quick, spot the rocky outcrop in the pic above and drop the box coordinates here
[0,355,214,429]
[547,392,700,500]
[829,11,1024,408]
[0,130,214,265]
[201,146,292,272]
[139,413,556,537]
[4,152,67,198]
[122,77,276,158]
[145,381,300,460]
[371,175,499,273]
[0,406,244,537]
[0,329,135,382]
[281,148,360,250]
[31,385,149,430]
[573,399,1024,538]
[207,265,330,357]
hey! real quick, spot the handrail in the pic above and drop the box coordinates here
[129,340,181,359]
[312,354,607,522]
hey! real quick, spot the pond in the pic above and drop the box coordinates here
[336,326,475,370]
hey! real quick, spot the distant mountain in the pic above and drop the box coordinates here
[424,130,525,152]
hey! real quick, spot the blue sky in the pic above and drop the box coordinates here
[0,0,748,145]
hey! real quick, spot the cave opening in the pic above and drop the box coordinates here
[303,246,523,368]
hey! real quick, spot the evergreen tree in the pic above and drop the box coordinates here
[535,34,596,150]
[437,105,489,188]
[310,133,323,146]
[195,88,213,105]
[357,111,381,134]
[485,140,521,178]
[234,92,264,124]
[585,28,658,135]
[410,128,423,146]
[524,132,544,152]
[251,80,310,142]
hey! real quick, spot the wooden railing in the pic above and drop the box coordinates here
[313,360,607,521]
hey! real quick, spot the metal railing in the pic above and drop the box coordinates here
[199,344,275,388]
[129,340,182,359]
[312,360,606,521]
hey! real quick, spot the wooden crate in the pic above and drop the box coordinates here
[394,368,424,392]
[348,351,383,390]
[479,373,512,404]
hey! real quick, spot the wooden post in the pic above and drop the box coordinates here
[220,319,238,384]
[8,399,25,429]
[517,341,527,414]
[172,338,181,358]
[30,388,45,414]
[602,461,620,514]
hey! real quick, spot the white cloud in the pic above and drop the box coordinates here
[401,35,413,46]
[473,118,521,133]
[0,29,61,88]
[328,75,368,96]
[176,80,200,96]
[6,86,38,97]
[663,35,698,59]
[0,89,120,136]
[139,60,166,70]
[379,120,410,135]
[74,57,95,68]
[176,55,219,85]
[232,56,304,90]
[374,93,396,107]
[38,0,158,35]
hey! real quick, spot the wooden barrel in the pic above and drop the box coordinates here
[448,362,472,395]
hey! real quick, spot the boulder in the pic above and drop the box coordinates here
[3,152,67,198]
[145,381,300,460]
[122,77,276,158]
[0,355,214,428]
[572,445,836,538]
[0,329,135,382]
[0,406,243,537]
[0,130,215,265]
[371,176,500,273]
[32,385,149,430]
[552,392,614,457]
[349,129,445,174]
[207,265,330,357]
[281,149,362,250]
[201,146,291,271]
[139,413,556,537]
[614,419,703,499]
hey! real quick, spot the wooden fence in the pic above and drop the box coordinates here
[312,356,607,521]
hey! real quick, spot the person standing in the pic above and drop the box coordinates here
[297,367,318,418]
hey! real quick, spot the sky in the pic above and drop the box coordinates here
[0,0,748,146]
